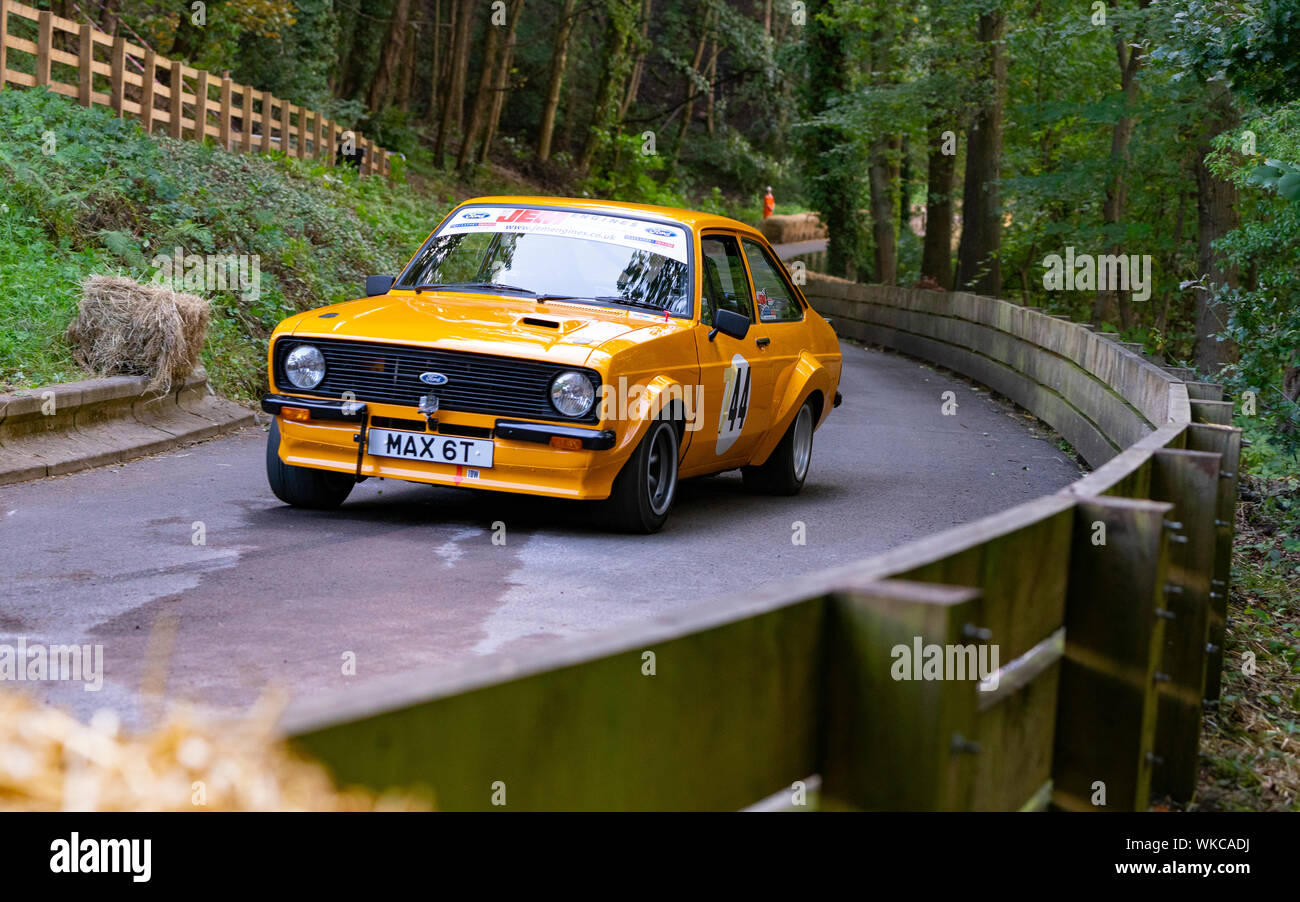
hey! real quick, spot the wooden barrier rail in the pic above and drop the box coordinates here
[0,0,390,175]
[279,278,1236,812]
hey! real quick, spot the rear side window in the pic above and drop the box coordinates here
[699,235,753,325]
[742,240,804,323]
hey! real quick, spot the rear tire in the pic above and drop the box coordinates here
[266,418,355,509]
[601,418,680,533]
[742,400,815,496]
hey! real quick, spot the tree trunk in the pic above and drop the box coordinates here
[537,0,578,161]
[670,8,713,171]
[954,9,1006,296]
[620,0,653,119]
[367,0,413,113]
[705,36,718,136]
[457,8,505,170]
[423,0,443,125]
[434,0,474,168]
[1191,83,1241,374]
[99,0,121,34]
[1284,358,1300,402]
[869,138,898,285]
[578,0,641,174]
[479,0,525,164]
[1092,8,1148,329]
[395,21,418,111]
[921,117,955,287]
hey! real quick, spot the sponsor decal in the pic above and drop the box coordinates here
[716,354,751,455]
[440,207,688,263]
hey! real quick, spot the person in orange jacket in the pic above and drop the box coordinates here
[762,186,775,219]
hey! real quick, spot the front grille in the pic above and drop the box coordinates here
[370,416,429,432]
[274,337,600,423]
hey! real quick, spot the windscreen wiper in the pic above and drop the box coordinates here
[536,294,670,313]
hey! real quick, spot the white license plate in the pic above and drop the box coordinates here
[367,428,494,468]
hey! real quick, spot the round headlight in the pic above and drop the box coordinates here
[550,371,595,418]
[285,344,326,389]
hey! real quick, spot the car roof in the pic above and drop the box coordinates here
[460,195,766,238]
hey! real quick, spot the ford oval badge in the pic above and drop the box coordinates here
[418,372,449,386]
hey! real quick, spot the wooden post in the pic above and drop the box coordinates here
[821,580,983,810]
[239,83,252,153]
[36,10,52,87]
[280,97,291,156]
[313,110,323,160]
[219,75,232,150]
[1052,496,1173,812]
[169,60,184,138]
[1185,423,1242,702]
[0,0,9,91]
[260,92,273,153]
[295,107,306,159]
[327,120,338,163]
[77,24,92,107]
[1190,399,1233,426]
[194,69,209,142]
[1184,382,1225,402]
[139,50,156,133]
[109,36,125,116]
[1149,447,1221,803]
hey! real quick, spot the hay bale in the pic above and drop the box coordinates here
[0,691,433,811]
[760,212,828,245]
[66,275,210,395]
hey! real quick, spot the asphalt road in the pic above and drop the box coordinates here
[1,342,1082,724]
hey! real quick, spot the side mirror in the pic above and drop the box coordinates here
[709,307,750,341]
[366,275,395,297]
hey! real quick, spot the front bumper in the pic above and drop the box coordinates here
[263,394,626,500]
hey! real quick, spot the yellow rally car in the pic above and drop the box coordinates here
[261,197,843,532]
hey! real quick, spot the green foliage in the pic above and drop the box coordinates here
[1200,104,1300,458]
[1151,0,1300,105]
[794,0,866,278]
[581,134,687,207]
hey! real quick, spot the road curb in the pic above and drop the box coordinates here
[0,368,258,486]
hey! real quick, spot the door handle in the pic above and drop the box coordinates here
[756,337,771,347]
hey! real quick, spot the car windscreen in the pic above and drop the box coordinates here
[396,206,692,316]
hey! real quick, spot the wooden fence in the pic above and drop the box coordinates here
[277,275,1238,811]
[0,0,391,175]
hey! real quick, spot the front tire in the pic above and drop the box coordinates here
[742,400,815,496]
[266,418,355,509]
[601,418,680,533]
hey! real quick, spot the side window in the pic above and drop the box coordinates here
[699,235,754,326]
[742,240,804,323]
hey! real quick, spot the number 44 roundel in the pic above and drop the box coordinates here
[715,354,751,455]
